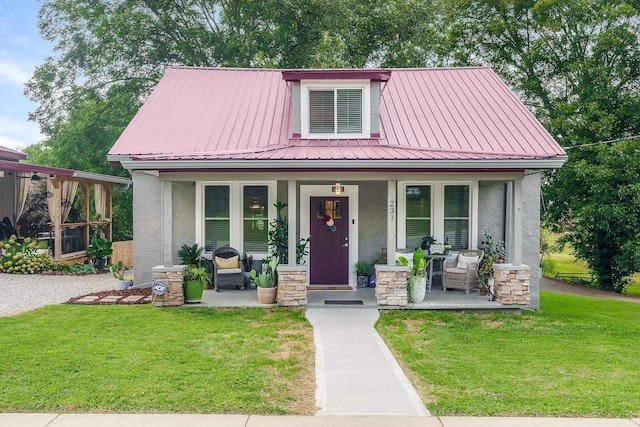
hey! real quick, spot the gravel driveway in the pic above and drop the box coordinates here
[0,273,117,317]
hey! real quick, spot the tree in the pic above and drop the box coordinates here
[545,139,640,292]
[443,0,640,291]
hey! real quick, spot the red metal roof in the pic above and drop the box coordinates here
[0,145,27,161]
[108,67,565,167]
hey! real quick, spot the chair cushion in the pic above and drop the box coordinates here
[445,267,467,274]
[215,255,239,269]
[456,254,479,269]
[217,267,242,274]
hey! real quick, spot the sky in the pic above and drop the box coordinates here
[0,0,52,151]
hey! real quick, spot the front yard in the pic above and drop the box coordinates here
[0,306,316,415]
[1,292,638,417]
[377,292,640,417]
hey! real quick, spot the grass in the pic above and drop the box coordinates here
[543,233,640,296]
[0,305,315,414]
[376,292,640,417]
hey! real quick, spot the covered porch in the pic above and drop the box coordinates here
[148,172,535,309]
[187,286,522,312]
[0,159,131,262]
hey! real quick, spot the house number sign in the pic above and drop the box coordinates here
[152,281,168,296]
[389,199,396,221]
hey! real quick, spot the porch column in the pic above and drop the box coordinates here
[161,180,173,267]
[49,177,63,262]
[387,180,397,266]
[288,180,297,265]
[510,179,523,266]
[495,179,530,305]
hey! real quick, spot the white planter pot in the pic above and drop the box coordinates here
[409,276,427,303]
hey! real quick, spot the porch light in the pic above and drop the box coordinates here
[30,173,41,184]
[332,182,344,196]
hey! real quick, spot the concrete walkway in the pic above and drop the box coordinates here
[305,308,429,416]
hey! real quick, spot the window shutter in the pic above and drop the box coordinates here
[337,89,362,133]
[309,90,334,133]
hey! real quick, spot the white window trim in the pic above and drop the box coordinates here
[300,79,371,139]
[398,181,478,250]
[196,181,276,259]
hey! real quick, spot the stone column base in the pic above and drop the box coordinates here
[276,265,308,307]
[374,265,409,306]
[493,263,530,305]
[151,265,187,307]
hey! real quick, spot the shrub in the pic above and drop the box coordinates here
[0,235,53,274]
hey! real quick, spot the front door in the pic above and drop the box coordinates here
[309,197,349,285]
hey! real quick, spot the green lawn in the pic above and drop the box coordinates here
[377,292,640,417]
[0,306,315,414]
[543,234,640,296]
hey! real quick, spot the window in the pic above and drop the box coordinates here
[444,185,469,250]
[204,185,230,251]
[399,181,475,251]
[309,88,363,135]
[405,185,431,249]
[243,186,268,252]
[301,81,370,138]
[198,181,275,256]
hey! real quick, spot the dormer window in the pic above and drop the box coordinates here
[301,80,370,139]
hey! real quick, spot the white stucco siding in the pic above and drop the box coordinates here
[523,173,541,310]
[132,171,162,285]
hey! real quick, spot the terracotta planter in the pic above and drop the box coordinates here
[257,286,277,304]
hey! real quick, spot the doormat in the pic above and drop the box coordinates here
[324,300,364,305]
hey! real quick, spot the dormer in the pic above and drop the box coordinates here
[282,69,391,139]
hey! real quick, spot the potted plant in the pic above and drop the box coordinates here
[250,257,278,303]
[177,243,203,266]
[443,236,452,255]
[183,264,212,303]
[354,261,370,288]
[241,252,256,289]
[420,235,436,252]
[86,238,113,272]
[398,248,432,303]
[109,260,133,289]
[478,231,506,300]
[267,201,311,264]
[178,243,210,290]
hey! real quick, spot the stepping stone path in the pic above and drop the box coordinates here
[66,288,152,305]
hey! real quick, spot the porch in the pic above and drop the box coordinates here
[193,286,521,311]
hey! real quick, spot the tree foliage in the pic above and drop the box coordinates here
[444,0,640,291]
[25,0,640,289]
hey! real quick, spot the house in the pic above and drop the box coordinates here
[107,67,566,308]
[0,145,131,261]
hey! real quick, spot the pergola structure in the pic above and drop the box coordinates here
[0,153,131,262]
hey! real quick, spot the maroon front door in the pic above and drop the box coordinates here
[309,197,349,285]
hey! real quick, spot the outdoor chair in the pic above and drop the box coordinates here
[442,249,484,294]
[211,246,244,291]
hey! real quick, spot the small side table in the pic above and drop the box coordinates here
[425,254,454,291]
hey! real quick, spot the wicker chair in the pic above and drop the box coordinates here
[211,246,244,291]
[442,249,484,294]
